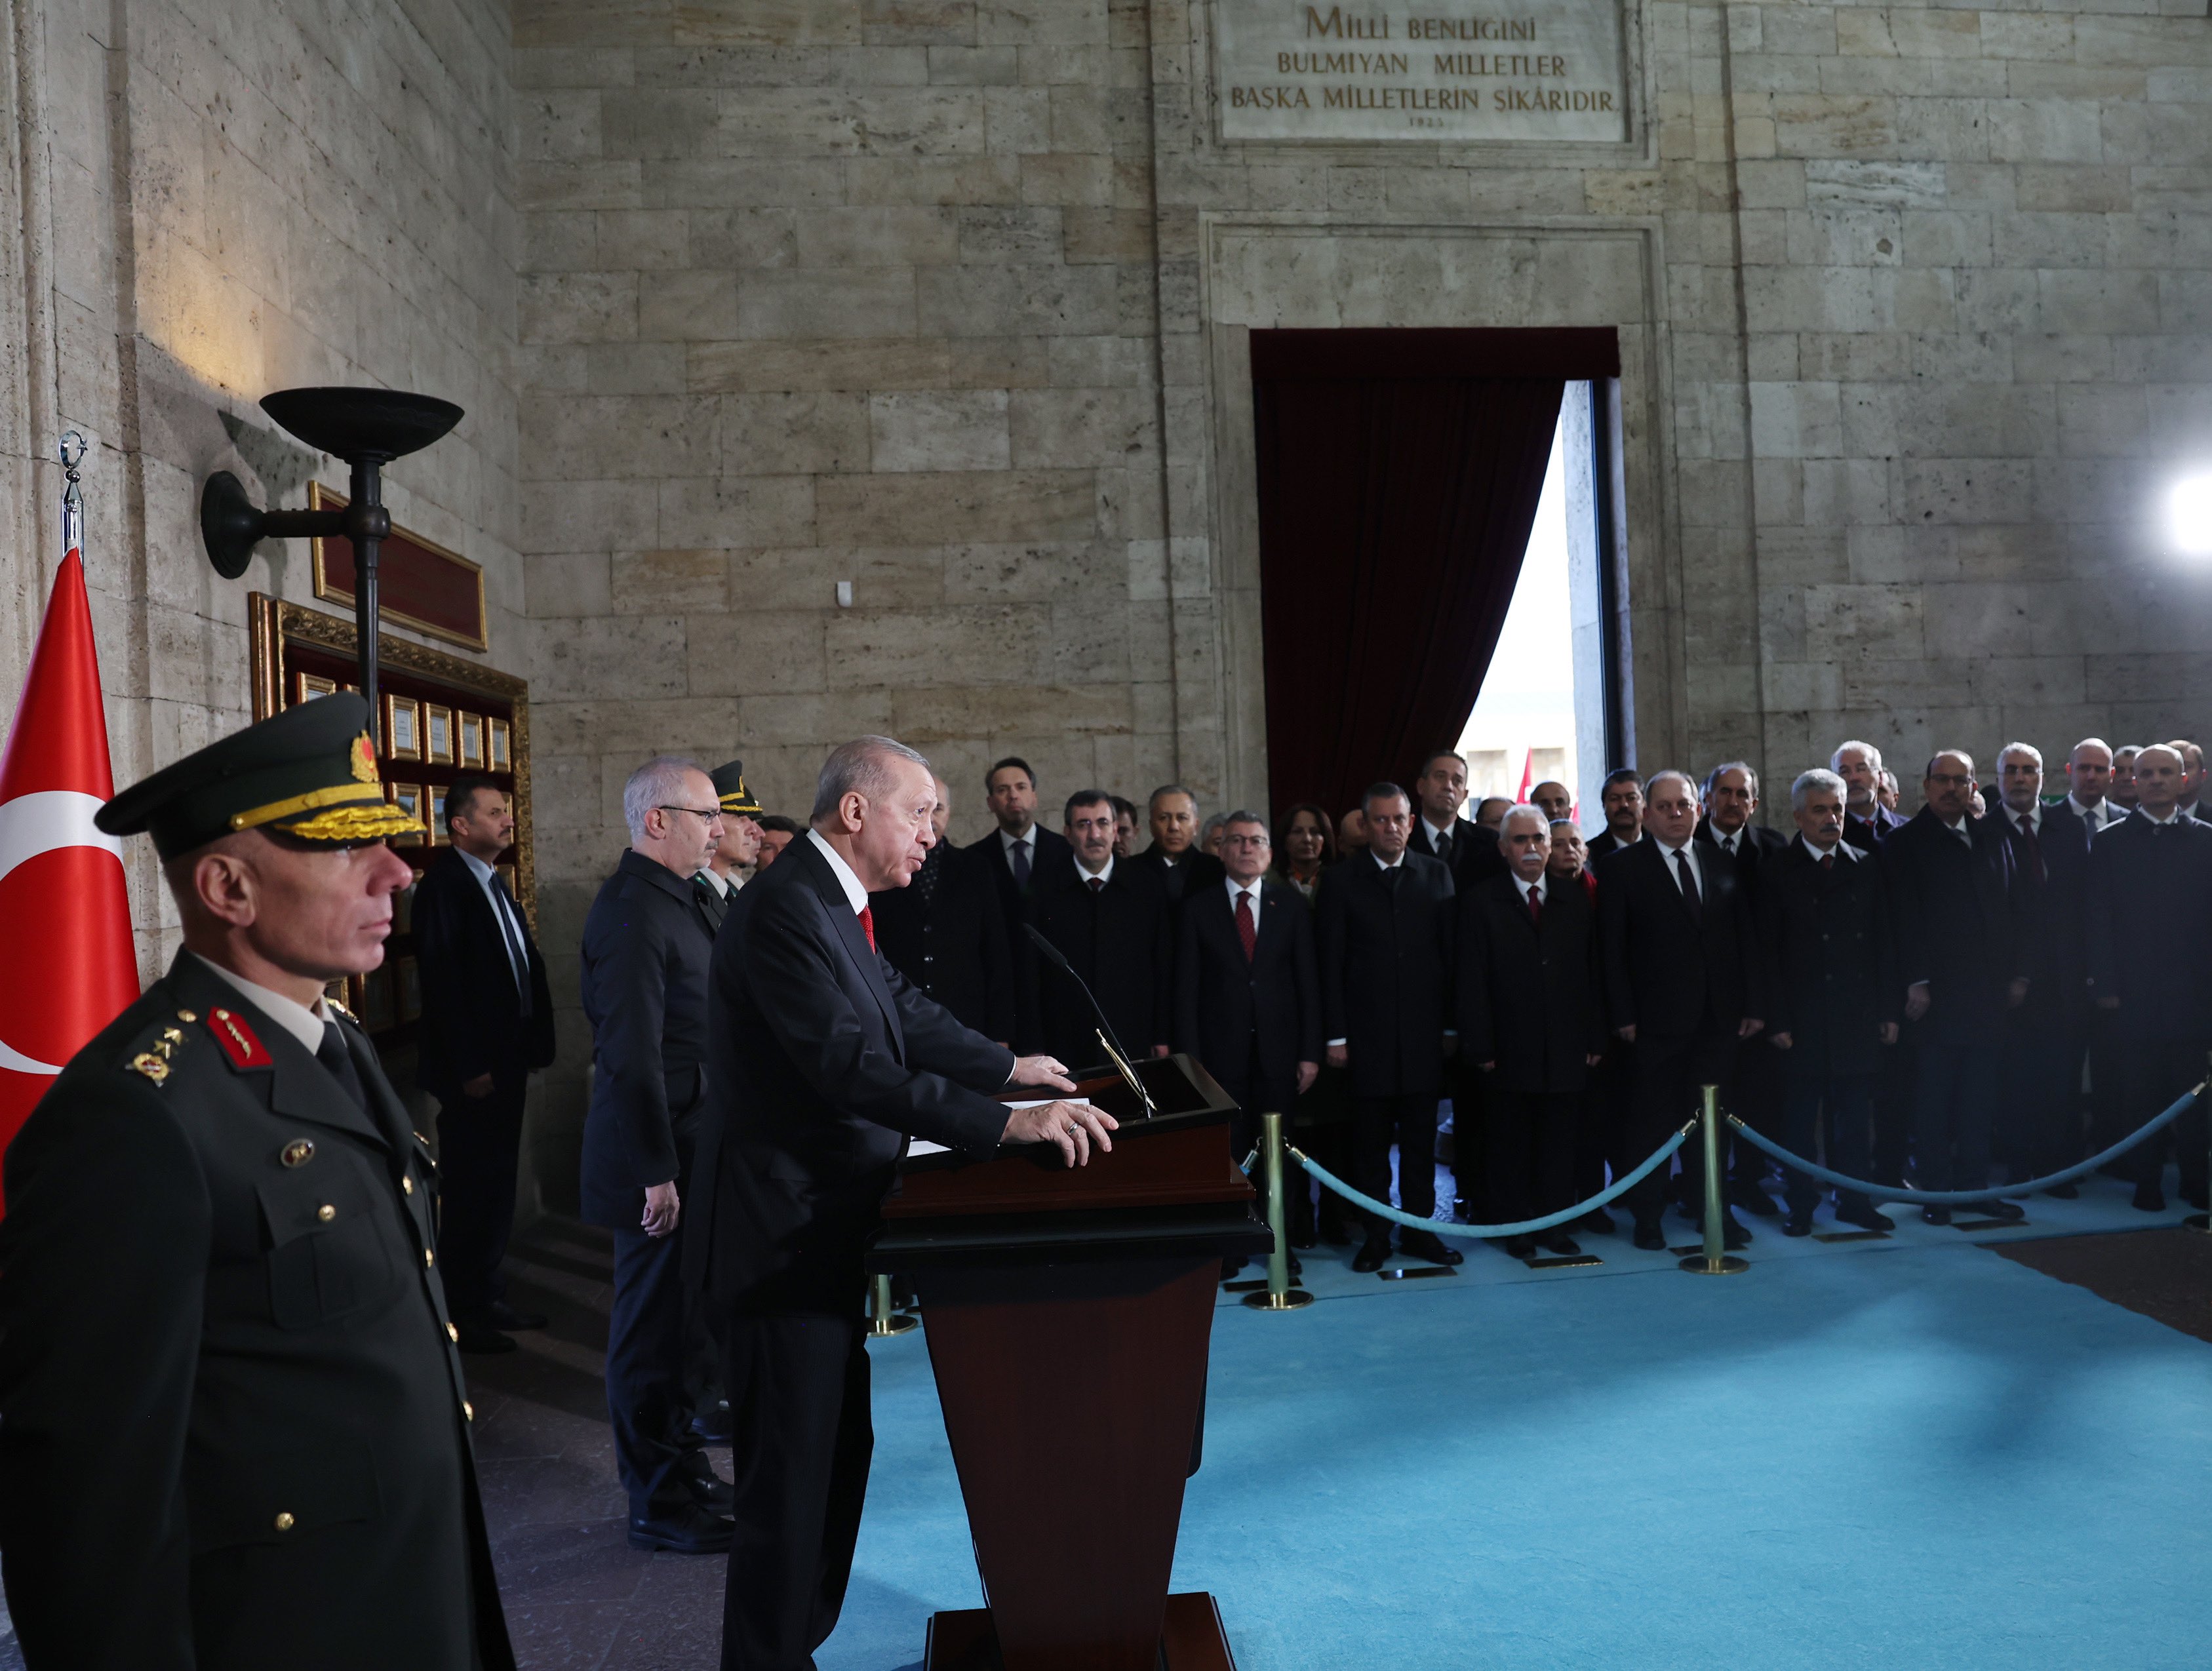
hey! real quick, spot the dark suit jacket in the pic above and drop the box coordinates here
[1410,814,1507,891]
[2086,810,2212,1044]
[578,849,719,1227]
[1586,827,1642,860]
[1456,872,1606,1094]
[1756,839,1896,1080]
[0,954,510,1671]
[1028,857,1172,1068]
[697,836,1014,1314]
[1130,842,1227,907]
[871,840,1016,1044]
[1695,822,1788,897]
[1595,837,1757,1040]
[411,848,556,1103]
[1315,851,1456,1098]
[693,871,732,935]
[1172,879,1321,1105]
[1879,807,2027,1034]
[1842,812,1882,853]
[1998,802,2092,1019]
[983,823,1071,1048]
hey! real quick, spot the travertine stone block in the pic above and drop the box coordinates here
[869,390,1012,471]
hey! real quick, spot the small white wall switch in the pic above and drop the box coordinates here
[835,580,853,607]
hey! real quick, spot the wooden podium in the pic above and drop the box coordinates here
[867,1053,1271,1671]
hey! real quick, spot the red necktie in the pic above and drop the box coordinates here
[2016,815,2045,884]
[1235,890,1257,960]
[858,903,877,953]
[1528,886,1543,927]
[1088,876,1104,893]
[1820,852,1834,873]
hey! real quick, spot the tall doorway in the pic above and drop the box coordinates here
[1453,382,1623,822]
[1252,332,1630,824]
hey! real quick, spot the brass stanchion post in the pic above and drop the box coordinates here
[2188,1057,2212,1235]
[1680,1084,1748,1274]
[1244,1112,1314,1311]
[869,1271,918,1336]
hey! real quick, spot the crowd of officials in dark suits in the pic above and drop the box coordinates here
[457,733,2212,1575]
[820,739,2212,1279]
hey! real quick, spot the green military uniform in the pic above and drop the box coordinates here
[0,694,515,1670]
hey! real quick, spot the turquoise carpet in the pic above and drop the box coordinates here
[826,1232,2212,1670]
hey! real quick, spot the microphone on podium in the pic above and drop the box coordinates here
[1022,924,1159,1118]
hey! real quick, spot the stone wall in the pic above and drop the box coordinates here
[1,0,521,984]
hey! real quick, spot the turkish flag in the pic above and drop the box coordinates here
[0,551,140,1206]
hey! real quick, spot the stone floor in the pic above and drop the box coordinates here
[465,1218,735,1671]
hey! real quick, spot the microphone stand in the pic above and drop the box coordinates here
[1023,924,1160,1118]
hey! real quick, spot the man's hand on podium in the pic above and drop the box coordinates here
[1002,1100,1120,1168]
[1010,1054,1078,1093]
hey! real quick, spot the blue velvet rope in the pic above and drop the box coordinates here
[1727,1083,2203,1206]
[1289,1120,1695,1239]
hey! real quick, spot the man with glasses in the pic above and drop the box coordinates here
[1880,750,2031,1223]
[580,755,737,1553]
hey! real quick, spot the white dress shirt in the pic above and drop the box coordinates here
[1653,837,1703,897]
[2067,795,2113,829]
[807,828,869,914]
[1421,816,1458,855]
[2137,804,2183,827]
[460,845,532,989]
[1075,853,1116,888]
[189,951,334,1055]
[997,823,1040,875]
[1939,814,1973,846]
[1225,874,1263,935]
[1512,873,1545,910]
[1708,825,1750,859]
[1370,848,1405,873]
[1798,833,1857,863]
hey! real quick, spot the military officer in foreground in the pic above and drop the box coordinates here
[0,693,514,1671]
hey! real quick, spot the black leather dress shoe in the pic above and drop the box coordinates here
[681,1451,735,1513]
[1632,1223,1667,1251]
[454,1324,518,1355]
[1400,1230,1464,1267]
[1921,1204,1952,1225]
[2042,1182,2079,1200]
[1783,1213,1813,1238]
[690,1400,734,1445]
[1503,1235,1537,1260]
[628,1503,734,1554]
[1977,1198,2025,1222]
[2133,1180,2167,1212]
[1835,1200,1895,1231]
[1352,1240,1391,1273]
[488,1302,549,1331]
[1721,1217,1752,1252]
[1540,1234,1581,1257]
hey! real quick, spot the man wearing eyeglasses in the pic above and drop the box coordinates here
[580,755,738,1554]
[1880,750,2031,1224]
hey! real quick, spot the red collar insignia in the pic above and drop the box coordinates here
[207,1006,273,1071]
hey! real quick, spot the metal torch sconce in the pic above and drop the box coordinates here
[200,386,464,742]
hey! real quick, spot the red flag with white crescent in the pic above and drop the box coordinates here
[0,547,141,1208]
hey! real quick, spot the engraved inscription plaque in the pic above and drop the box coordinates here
[1215,0,1628,143]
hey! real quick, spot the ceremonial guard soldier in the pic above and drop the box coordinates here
[0,694,513,1671]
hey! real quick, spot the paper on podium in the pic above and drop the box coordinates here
[907,1099,1092,1159]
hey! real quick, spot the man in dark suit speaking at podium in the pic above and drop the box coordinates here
[697,736,1116,1671]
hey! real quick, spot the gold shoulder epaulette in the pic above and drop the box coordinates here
[125,1007,204,1087]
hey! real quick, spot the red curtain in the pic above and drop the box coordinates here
[1252,328,1619,819]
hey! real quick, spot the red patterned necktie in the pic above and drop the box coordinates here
[858,903,877,953]
[1235,890,1257,960]
[1528,885,1543,926]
